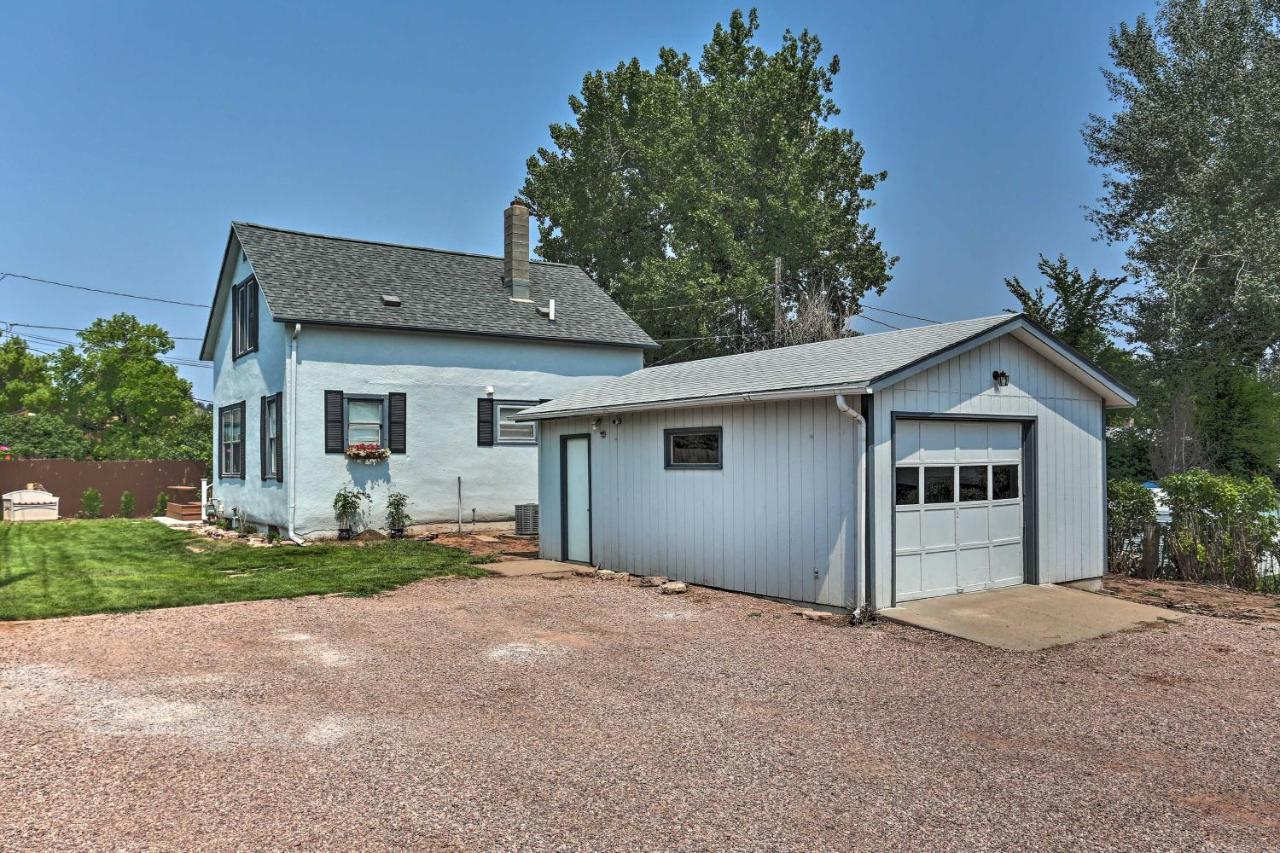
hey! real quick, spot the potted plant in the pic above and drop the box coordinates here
[345,443,390,464]
[333,486,368,540]
[385,491,411,539]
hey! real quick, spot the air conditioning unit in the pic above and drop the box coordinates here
[514,503,539,537]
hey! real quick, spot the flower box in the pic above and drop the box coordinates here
[345,443,390,463]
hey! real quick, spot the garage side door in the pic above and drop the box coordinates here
[893,419,1023,602]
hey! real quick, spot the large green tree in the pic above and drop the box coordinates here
[0,335,49,413]
[1004,254,1128,373]
[40,314,211,462]
[1085,0,1280,478]
[521,9,894,362]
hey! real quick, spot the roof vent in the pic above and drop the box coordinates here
[381,295,402,307]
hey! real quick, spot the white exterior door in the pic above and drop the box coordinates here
[893,419,1024,602]
[562,436,592,563]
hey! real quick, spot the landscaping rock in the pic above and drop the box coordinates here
[659,582,688,595]
[792,608,845,625]
[638,576,669,587]
[572,567,597,577]
[598,570,629,580]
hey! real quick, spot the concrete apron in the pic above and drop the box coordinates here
[478,559,578,578]
[879,583,1183,651]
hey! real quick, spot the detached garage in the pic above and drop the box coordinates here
[517,314,1136,613]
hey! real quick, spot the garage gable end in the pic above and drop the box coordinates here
[866,316,1136,408]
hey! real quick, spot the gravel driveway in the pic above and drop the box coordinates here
[1,575,1277,851]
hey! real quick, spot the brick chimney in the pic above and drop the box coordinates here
[503,199,531,301]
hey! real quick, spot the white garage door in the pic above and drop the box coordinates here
[894,419,1024,602]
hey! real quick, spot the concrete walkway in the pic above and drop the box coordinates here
[880,583,1182,651]
[478,558,577,578]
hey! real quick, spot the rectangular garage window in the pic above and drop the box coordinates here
[665,427,722,469]
[895,467,920,505]
[923,466,954,504]
[958,465,989,501]
[992,464,1019,500]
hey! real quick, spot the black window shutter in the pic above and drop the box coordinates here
[388,392,406,454]
[325,390,345,453]
[231,284,241,356]
[477,398,494,446]
[260,396,268,480]
[247,279,259,352]
[218,406,225,477]
[274,392,284,479]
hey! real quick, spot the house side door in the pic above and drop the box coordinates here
[561,435,592,564]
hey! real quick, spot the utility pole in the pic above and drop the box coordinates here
[773,256,783,340]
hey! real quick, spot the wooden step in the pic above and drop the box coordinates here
[166,503,204,521]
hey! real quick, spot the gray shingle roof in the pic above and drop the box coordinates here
[518,315,1021,418]
[230,222,656,349]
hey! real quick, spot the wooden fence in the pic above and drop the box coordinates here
[0,459,207,519]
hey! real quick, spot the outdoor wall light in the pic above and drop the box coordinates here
[992,370,1010,387]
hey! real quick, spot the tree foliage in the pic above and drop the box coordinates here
[521,8,894,362]
[0,314,209,462]
[1004,253,1127,371]
[0,336,48,413]
[1084,0,1280,480]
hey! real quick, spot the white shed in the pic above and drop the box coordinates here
[518,314,1136,613]
[2,486,60,522]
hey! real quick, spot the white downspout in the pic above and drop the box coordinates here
[287,323,304,544]
[834,393,866,617]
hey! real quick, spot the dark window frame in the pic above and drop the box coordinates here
[992,463,1020,501]
[958,465,989,502]
[922,465,955,504]
[493,399,539,446]
[663,426,723,470]
[231,275,259,360]
[261,393,283,482]
[219,401,246,480]
[895,466,921,506]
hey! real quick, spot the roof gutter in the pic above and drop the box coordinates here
[516,384,871,421]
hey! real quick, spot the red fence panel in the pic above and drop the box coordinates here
[0,459,208,518]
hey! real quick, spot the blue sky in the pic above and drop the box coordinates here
[0,1,1156,399]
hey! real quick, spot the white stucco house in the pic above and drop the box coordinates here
[518,314,1136,613]
[199,202,654,539]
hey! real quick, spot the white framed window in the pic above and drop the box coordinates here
[346,397,385,446]
[495,401,538,445]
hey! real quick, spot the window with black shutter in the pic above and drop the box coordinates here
[232,276,259,359]
[261,393,282,481]
[324,390,345,453]
[219,402,246,478]
[477,397,494,446]
[388,392,406,454]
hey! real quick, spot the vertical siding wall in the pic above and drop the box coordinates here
[538,398,861,608]
[870,333,1105,607]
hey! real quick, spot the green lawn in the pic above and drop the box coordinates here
[0,519,486,620]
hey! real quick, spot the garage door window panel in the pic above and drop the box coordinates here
[923,467,954,504]
[895,467,920,505]
[992,464,1019,500]
[958,465,989,501]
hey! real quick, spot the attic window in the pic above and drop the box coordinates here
[381,295,402,307]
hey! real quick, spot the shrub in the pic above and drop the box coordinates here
[266,527,281,543]
[119,491,136,518]
[216,517,233,531]
[1161,469,1280,592]
[385,491,411,534]
[77,488,103,519]
[240,522,259,537]
[1107,480,1156,575]
[154,492,169,516]
[333,487,369,536]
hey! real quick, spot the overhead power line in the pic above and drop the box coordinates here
[861,305,940,324]
[0,329,211,369]
[0,272,210,308]
[852,313,903,331]
[8,322,203,341]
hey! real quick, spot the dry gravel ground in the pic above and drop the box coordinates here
[1,576,1278,852]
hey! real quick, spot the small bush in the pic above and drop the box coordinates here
[1107,480,1156,574]
[119,491,136,519]
[154,492,169,516]
[266,528,281,543]
[1161,469,1280,592]
[386,491,411,533]
[240,522,259,537]
[77,488,103,519]
[333,487,369,535]
[216,517,233,531]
